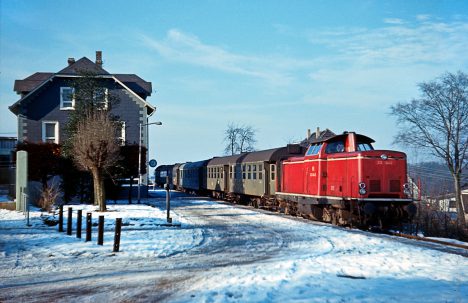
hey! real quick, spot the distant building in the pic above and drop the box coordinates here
[300,127,336,147]
[0,137,16,167]
[0,136,17,199]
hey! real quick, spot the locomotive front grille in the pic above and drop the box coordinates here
[369,180,381,192]
[390,180,400,192]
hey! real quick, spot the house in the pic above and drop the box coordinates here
[8,51,156,189]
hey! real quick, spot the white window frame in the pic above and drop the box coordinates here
[116,121,126,146]
[42,121,59,143]
[93,88,109,110]
[60,87,75,110]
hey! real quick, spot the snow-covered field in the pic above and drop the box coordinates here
[1,190,467,302]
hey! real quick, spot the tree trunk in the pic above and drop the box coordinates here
[92,169,106,211]
[453,175,466,226]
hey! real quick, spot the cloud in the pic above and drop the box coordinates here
[383,18,405,25]
[140,29,318,86]
[416,14,431,21]
[306,18,468,66]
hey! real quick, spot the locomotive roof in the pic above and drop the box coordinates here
[320,132,375,144]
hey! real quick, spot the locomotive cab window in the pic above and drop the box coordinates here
[306,143,323,156]
[325,141,345,154]
[357,142,374,151]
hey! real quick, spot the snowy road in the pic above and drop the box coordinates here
[1,190,467,302]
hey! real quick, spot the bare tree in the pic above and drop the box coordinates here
[391,71,468,226]
[72,111,121,211]
[238,125,256,153]
[224,123,240,155]
[223,123,257,155]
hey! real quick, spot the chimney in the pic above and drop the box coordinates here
[67,58,75,66]
[307,129,311,141]
[316,127,320,139]
[95,51,103,67]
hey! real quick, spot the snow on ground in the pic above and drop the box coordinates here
[1,189,467,302]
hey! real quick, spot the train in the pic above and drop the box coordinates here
[155,131,416,228]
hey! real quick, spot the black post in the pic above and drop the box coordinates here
[76,210,82,239]
[166,176,172,223]
[58,205,63,232]
[97,215,104,245]
[86,213,92,242]
[128,176,133,204]
[67,207,72,235]
[113,218,122,252]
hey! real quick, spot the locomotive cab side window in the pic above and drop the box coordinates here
[325,141,345,154]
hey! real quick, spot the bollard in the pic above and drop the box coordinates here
[113,218,122,252]
[166,176,171,223]
[97,215,104,245]
[86,213,92,242]
[67,207,72,235]
[58,205,63,232]
[76,210,82,239]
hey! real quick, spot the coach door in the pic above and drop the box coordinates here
[269,163,277,194]
[223,165,229,192]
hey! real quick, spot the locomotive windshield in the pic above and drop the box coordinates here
[357,142,374,151]
[306,143,323,155]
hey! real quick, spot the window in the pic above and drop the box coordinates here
[116,121,126,146]
[357,142,374,151]
[306,143,323,156]
[247,164,251,179]
[60,87,75,109]
[93,88,108,109]
[270,164,276,181]
[259,164,263,180]
[325,141,345,154]
[242,164,246,179]
[42,121,59,143]
[253,164,257,179]
[230,166,233,179]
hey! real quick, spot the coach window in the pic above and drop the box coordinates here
[246,164,251,179]
[220,167,223,179]
[270,164,276,181]
[253,164,257,179]
[259,164,263,180]
[242,164,246,179]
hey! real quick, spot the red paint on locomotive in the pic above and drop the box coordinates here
[281,132,411,202]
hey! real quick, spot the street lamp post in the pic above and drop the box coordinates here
[138,121,162,204]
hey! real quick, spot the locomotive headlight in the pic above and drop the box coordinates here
[381,154,388,160]
[358,182,367,195]
[403,183,411,196]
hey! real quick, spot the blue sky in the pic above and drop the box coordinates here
[1,0,468,165]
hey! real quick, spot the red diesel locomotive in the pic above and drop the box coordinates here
[162,131,416,227]
[277,132,415,226]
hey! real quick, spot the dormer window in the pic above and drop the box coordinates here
[93,88,108,110]
[60,87,75,109]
